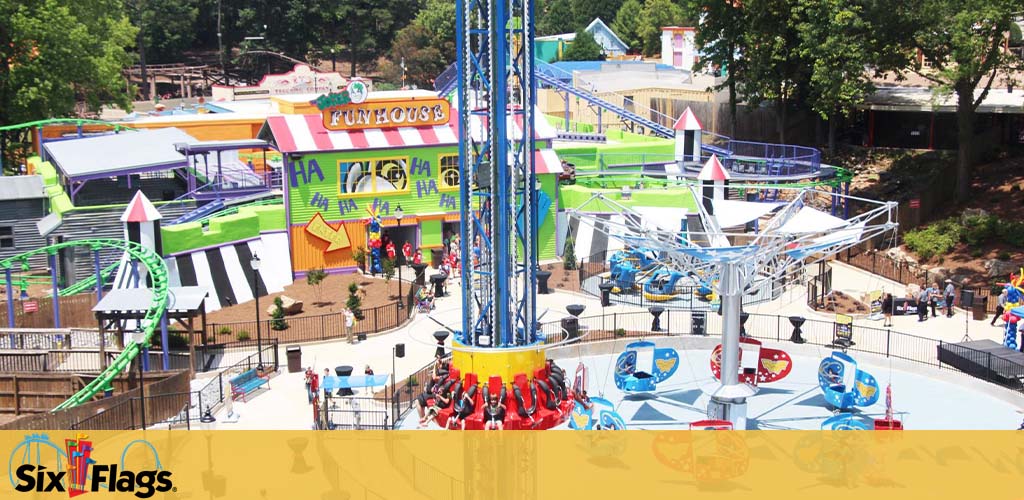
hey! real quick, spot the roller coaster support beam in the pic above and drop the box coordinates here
[48,249,60,329]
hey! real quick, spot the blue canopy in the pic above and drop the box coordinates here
[322,374,390,391]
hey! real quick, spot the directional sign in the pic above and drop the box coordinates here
[305,213,351,252]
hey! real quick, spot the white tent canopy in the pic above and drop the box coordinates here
[775,206,849,235]
[633,206,688,232]
[711,199,783,229]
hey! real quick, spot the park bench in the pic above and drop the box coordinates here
[229,369,270,402]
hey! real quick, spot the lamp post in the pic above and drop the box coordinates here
[330,48,336,73]
[392,343,404,429]
[132,330,147,430]
[395,205,404,309]
[250,254,264,371]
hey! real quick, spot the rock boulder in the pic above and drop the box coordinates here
[266,295,304,316]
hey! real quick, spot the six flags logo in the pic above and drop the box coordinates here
[11,434,174,498]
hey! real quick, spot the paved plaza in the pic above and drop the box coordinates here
[206,262,1022,430]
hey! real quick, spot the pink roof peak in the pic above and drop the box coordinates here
[673,107,703,131]
[698,154,730,182]
[121,191,162,223]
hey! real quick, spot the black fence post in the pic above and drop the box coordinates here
[374,308,379,332]
[321,315,326,342]
[886,329,891,358]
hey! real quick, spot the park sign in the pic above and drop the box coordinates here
[312,83,450,132]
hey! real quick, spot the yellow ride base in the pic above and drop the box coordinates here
[643,292,679,302]
[451,343,548,382]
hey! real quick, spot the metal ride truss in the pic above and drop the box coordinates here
[456,0,539,347]
[0,239,169,411]
[567,185,897,425]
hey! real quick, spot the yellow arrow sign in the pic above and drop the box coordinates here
[305,213,351,252]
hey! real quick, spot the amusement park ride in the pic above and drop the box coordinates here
[568,167,898,428]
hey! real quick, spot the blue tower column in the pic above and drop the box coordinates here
[48,249,60,329]
[142,347,150,372]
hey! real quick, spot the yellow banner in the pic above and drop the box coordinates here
[323,98,450,131]
[2,431,1022,499]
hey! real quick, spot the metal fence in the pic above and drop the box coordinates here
[206,293,418,347]
[838,246,996,313]
[322,397,391,430]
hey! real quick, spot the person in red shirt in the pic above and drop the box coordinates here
[309,370,319,405]
[386,241,397,260]
[413,249,423,265]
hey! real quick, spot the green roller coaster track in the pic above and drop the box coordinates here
[0,239,168,411]
[0,118,136,133]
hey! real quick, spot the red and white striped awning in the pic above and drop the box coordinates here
[534,149,564,175]
[263,114,459,154]
[451,105,559,143]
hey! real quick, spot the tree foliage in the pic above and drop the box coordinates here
[306,268,328,303]
[562,30,605,61]
[636,0,688,57]
[131,0,198,64]
[571,0,625,32]
[904,0,1020,201]
[538,0,577,36]
[0,0,137,125]
[689,0,746,135]
[382,0,455,88]
[346,281,364,321]
[612,0,644,52]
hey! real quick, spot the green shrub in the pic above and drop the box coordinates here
[237,330,251,341]
[904,221,959,262]
[614,328,626,337]
[961,215,999,246]
[271,296,288,331]
[218,326,232,336]
[998,251,1012,260]
[970,248,984,258]
[996,220,1024,247]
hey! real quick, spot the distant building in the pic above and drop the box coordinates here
[535,18,630,62]
[0,176,47,265]
[661,27,697,72]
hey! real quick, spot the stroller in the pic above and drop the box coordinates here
[417,288,435,313]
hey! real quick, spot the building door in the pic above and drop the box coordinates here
[673,52,683,67]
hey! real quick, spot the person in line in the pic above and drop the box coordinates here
[993,288,1008,327]
[882,293,894,328]
[917,285,929,322]
[483,394,506,430]
[304,367,314,404]
[944,279,956,318]
[928,282,940,318]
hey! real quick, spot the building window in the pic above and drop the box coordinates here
[338,157,410,196]
[0,226,14,249]
[439,155,460,191]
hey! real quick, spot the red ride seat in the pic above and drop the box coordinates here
[531,369,559,427]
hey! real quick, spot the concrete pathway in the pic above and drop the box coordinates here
[207,262,1017,429]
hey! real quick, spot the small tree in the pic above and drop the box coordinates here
[271,296,288,330]
[563,237,578,270]
[353,248,367,273]
[306,268,328,303]
[346,281,365,320]
[561,30,604,61]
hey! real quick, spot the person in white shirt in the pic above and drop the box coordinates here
[943,280,956,318]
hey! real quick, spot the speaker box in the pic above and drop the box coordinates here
[959,290,975,308]
[395,343,405,358]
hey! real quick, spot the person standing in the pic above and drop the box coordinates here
[344,309,356,344]
[364,364,375,394]
[882,293,894,327]
[917,285,929,322]
[304,367,314,404]
[944,280,956,318]
[928,282,940,317]
[323,368,331,400]
[993,288,1008,327]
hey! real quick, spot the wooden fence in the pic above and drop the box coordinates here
[0,294,98,328]
[0,370,190,429]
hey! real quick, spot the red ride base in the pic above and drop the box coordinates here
[431,364,575,430]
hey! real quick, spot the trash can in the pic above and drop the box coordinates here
[561,316,579,340]
[537,271,552,294]
[972,301,987,321]
[598,281,616,307]
[286,345,302,373]
[431,249,444,268]
[412,262,429,286]
[431,273,446,297]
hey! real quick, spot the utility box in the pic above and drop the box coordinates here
[286,345,302,373]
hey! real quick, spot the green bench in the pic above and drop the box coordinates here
[229,369,270,402]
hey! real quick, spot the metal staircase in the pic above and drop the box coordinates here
[169,199,225,225]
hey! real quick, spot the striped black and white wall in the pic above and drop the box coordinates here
[164,232,292,312]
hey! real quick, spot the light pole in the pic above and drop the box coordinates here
[250,254,264,371]
[330,48,336,73]
[132,329,147,430]
[395,204,404,309]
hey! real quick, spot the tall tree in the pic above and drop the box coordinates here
[690,0,746,136]
[382,0,455,88]
[738,0,809,143]
[636,0,688,57]
[571,0,624,31]
[907,0,1020,201]
[538,0,576,36]
[561,30,605,61]
[612,0,644,52]
[0,0,136,126]
[134,0,199,64]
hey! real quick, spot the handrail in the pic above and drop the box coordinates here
[0,118,136,133]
